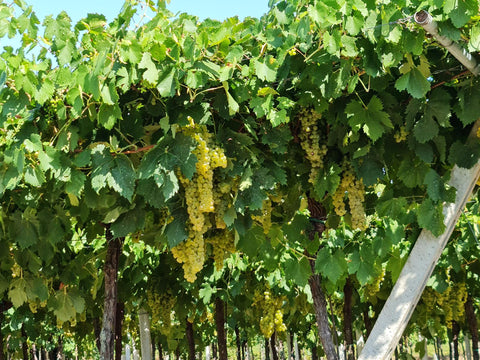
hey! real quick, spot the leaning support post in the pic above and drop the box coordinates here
[414,10,480,75]
[359,121,480,360]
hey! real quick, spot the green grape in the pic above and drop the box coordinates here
[252,199,273,234]
[298,108,327,184]
[253,286,287,338]
[394,126,408,143]
[206,230,235,271]
[174,117,228,282]
[332,162,367,230]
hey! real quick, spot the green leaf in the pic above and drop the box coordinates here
[8,278,27,308]
[468,23,480,51]
[34,78,55,105]
[223,82,239,116]
[417,198,445,237]
[398,157,429,188]
[98,104,122,130]
[444,0,477,27]
[165,210,188,248]
[111,208,145,238]
[157,67,176,97]
[453,86,480,126]
[91,145,114,193]
[268,109,288,127]
[109,155,136,201]
[52,291,76,322]
[395,67,430,99]
[29,278,49,301]
[424,169,456,203]
[254,59,277,82]
[24,165,46,187]
[345,11,364,36]
[357,156,384,186]
[448,141,480,169]
[101,81,119,105]
[346,96,393,142]
[237,225,264,258]
[139,52,159,84]
[313,164,341,199]
[315,248,345,284]
[413,114,438,144]
[284,257,311,287]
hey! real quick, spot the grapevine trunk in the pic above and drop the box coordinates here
[100,229,123,360]
[215,298,228,360]
[465,296,479,360]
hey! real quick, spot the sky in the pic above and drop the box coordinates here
[26,0,271,23]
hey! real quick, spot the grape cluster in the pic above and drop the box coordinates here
[332,162,367,230]
[394,126,408,143]
[213,181,235,229]
[298,108,328,184]
[253,287,287,338]
[173,117,228,282]
[147,289,177,335]
[435,283,468,327]
[171,230,206,283]
[206,230,235,271]
[362,268,385,303]
[252,198,273,235]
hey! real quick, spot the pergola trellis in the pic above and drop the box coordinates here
[359,11,480,360]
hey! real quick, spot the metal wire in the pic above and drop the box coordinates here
[364,15,414,31]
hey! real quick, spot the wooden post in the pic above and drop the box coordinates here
[358,121,480,360]
[139,309,152,360]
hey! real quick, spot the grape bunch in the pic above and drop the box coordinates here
[435,283,468,327]
[253,287,287,338]
[213,181,235,229]
[394,126,408,143]
[298,108,328,184]
[251,198,273,235]
[173,117,228,282]
[147,289,177,335]
[332,162,367,230]
[362,267,385,303]
[206,229,235,271]
[171,230,206,283]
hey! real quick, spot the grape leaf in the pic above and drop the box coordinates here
[424,169,456,203]
[139,52,159,84]
[8,278,27,308]
[52,291,77,322]
[98,103,122,130]
[417,198,445,237]
[109,155,136,201]
[398,157,429,188]
[453,85,480,126]
[157,67,176,97]
[346,96,393,142]
[448,141,480,169]
[395,67,430,99]
[284,257,311,287]
[444,0,477,27]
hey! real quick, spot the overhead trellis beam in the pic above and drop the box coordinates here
[359,12,480,360]
[414,10,480,76]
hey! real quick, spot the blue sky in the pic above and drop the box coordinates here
[27,0,270,23]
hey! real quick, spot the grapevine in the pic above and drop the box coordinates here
[298,108,328,184]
